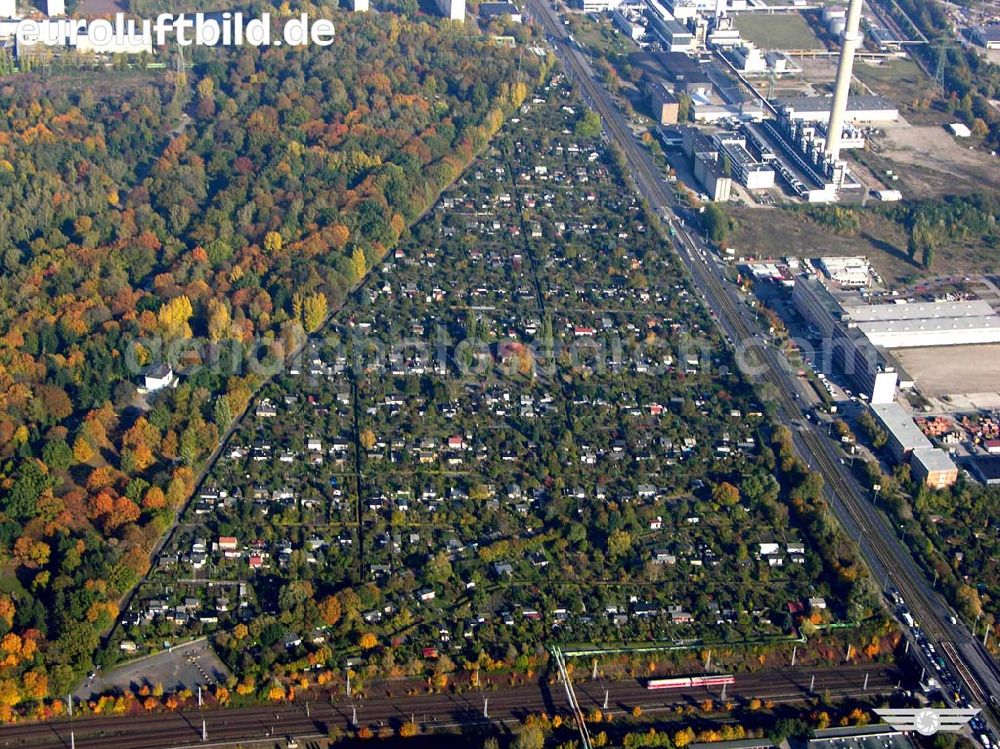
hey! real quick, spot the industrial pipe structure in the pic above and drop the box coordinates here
[825,0,864,159]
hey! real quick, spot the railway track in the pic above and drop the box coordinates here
[2,667,899,749]
[525,0,999,732]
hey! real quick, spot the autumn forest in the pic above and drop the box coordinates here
[0,11,547,716]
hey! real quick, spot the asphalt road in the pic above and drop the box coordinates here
[521,0,1000,735]
[1,666,899,749]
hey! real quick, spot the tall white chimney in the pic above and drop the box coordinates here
[825,0,863,160]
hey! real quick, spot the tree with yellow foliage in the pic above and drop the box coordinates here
[389,213,406,239]
[0,596,14,627]
[207,299,232,341]
[675,727,696,747]
[301,292,327,333]
[0,678,21,710]
[142,486,166,510]
[399,721,419,737]
[350,247,367,284]
[21,670,48,701]
[196,76,214,99]
[13,536,49,567]
[72,435,95,464]
[235,676,255,696]
[0,633,22,661]
[318,595,342,626]
[330,223,350,250]
[359,632,378,650]
[359,429,376,451]
[157,295,193,339]
[263,231,283,253]
[847,707,869,726]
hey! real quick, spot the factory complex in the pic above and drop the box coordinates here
[591,0,911,205]
[783,257,1000,489]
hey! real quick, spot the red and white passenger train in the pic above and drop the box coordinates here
[646,674,735,690]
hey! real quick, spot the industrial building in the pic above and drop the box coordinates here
[971,455,1000,486]
[646,0,695,51]
[970,24,1000,50]
[871,402,958,487]
[808,725,912,749]
[646,77,680,124]
[655,51,714,97]
[821,5,845,23]
[844,298,997,323]
[613,8,647,40]
[751,118,839,201]
[793,268,1000,404]
[791,274,899,404]
[661,0,749,22]
[436,0,466,21]
[872,189,902,202]
[842,298,1000,349]
[479,1,521,21]
[911,446,960,489]
[857,315,1000,348]
[866,22,905,51]
[730,42,767,74]
[950,122,972,138]
[820,255,871,287]
[776,95,899,124]
[691,740,774,749]
[873,402,936,462]
[703,14,740,47]
[658,17,694,50]
[716,132,775,189]
[682,127,733,201]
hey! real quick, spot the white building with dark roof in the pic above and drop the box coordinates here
[777,95,899,123]
[971,24,1000,49]
[436,0,465,21]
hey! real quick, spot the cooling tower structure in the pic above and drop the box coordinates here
[825,0,864,161]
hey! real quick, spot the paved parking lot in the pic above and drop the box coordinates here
[76,639,230,700]
[894,343,1000,399]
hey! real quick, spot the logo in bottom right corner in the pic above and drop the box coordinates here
[875,708,981,736]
